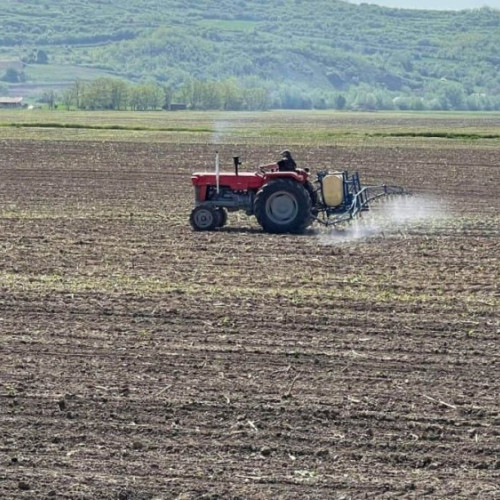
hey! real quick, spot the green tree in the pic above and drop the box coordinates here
[109,79,129,110]
[129,86,144,111]
[442,82,466,110]
[200,81,223,110]
[161,84,174,109]
[77,78,132,110]
[352,90,377,111]
[41,90,56,109]
[146,83,166,110]
[72,80,85,109]
[243,87,270,110]
[394,96,411,110]
[61,87,75,110]
[1,67,24,83]
[221,79,244,110]
[334,94,347,110]
[278,86,312,109]
[63,81,86,109]
[410,96,425,111]
[130,83,165,110]
[179,79,205,110]
[80,79,110,110]
[36,49,49,64]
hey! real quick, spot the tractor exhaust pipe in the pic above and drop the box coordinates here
[215,151,220,194]
[233,156,241,176]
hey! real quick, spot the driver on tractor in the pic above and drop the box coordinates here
[259,150,297,173]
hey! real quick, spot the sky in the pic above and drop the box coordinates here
[348,0,500,9]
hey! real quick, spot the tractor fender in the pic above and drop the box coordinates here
[262,171,308,184]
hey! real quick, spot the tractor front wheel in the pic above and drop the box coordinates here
[190,204,218,231]
[254,179,312,234]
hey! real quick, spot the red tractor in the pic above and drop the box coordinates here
[190,153,407,233]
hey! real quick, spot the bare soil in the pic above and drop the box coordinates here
[0,137,499,499]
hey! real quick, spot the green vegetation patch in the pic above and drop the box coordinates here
[197,19,258,31]
[23,64,119,83]
[371,131,500,140]
[0,122,212,133]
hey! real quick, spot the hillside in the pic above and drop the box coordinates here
[348,0,500,9]
[1,0,499,110]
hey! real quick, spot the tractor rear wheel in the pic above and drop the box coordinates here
[190,204,218,231]
[254,179,312,234]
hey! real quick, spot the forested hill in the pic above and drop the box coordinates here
[1,0,499,110]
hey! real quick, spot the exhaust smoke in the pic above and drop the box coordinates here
[211,120,232,145]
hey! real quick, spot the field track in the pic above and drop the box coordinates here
[0,112,499,499]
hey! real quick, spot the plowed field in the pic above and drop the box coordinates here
[1,112,499,500]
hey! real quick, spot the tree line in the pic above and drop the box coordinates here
[42,77,500,112]
[52,78,271,111]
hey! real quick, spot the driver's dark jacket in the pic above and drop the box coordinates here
[277,157,297,171]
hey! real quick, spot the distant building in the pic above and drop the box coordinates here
[169,103,187,111]
[0,97,24,108]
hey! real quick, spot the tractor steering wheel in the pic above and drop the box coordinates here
[259,165,267,174]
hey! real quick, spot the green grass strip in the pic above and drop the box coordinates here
[371,131,500,140]
[2,122,498,140]
[0,122,212,133]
